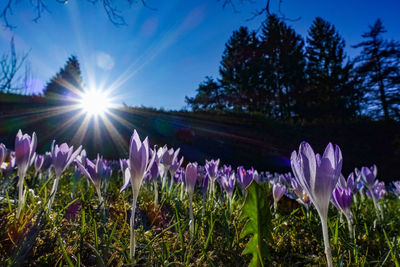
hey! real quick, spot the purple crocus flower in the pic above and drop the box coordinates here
[332,186,354,238]
[291,142,342,267]
[76,154,106,207]
[278,173,292,186]
[291,142,342,217]
[236,166,254,191]
[77,155,104,190]
[160,147,180,189]
[205,159,220,201]
[185,162,198,237]
[185,163,198,196]
[393,181,400,198]
[51,143,82,178]
[15,130,37,175]
[1,154,16,180]
[42,152,52,172]
[366,181,386,201]
[161,147,180,168]
[47,142,82,213]
[120,130,155,260]
[34,154,44,176]
[205,159,220,180]
[290,178,311,207]
[156,145,167,178]
[273,183,286,213]
[121,130,155,193]
[170,156,184,177]
[168,156,184,192]
[219,165,232,177]
[15,130,37,219]
[148,160,159,181]
[338,173,356,193]
[361,165,383,220]
[174,167,184,183]
[220,169,236,198]
[361,165,378,188]
[0,143,6,169]
[273,183,286,204]
[332,187,352,216]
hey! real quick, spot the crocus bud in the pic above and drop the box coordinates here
[15,130,37,175]
[42,152,53,172]
[185,163,198,195]
[35,154,44,173]
[148,160,159,181]
[332,187,352,215]
[120,130,155,193]
[273,183,286,204]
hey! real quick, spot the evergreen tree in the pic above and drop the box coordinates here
[185,77,225,111]
[260,15,306,119]
[305,17,359,120]
[44,55,84,100]
[219,26,264,112]
[353,19,400,121]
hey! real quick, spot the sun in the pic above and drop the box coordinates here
[79,89,110,116]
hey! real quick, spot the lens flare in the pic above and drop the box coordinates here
[79,89,110,116]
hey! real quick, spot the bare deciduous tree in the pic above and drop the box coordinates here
[0,0,154,29]
[0,37,30,94]
[1,0,292,30]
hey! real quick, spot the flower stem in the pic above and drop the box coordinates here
[180,182,184,201]
[321,217,333,267]
[47,175,60,214]
[369,187,382,222]
[16,169,25,219]
[96,187,105,217]
[130,191,138,261]
[169,173,174,194]
[153,180,158,211]
[345,214,354,240]
[189,194,194,238]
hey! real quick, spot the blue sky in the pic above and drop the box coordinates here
[0,0,399,110]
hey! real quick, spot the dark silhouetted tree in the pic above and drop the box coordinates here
[44,55,84,100]
[219,26,265,112]
[185,77,225,111]
[260,15,306,119]
[353,19,400,121]
[305,17,359,121]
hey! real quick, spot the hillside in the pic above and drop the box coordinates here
[0,94,399,181]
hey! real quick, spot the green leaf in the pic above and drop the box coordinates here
[240,181,272,267]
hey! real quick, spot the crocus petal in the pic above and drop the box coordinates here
[120,168,131,193]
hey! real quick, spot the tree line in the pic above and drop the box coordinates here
[185,15,400,121]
